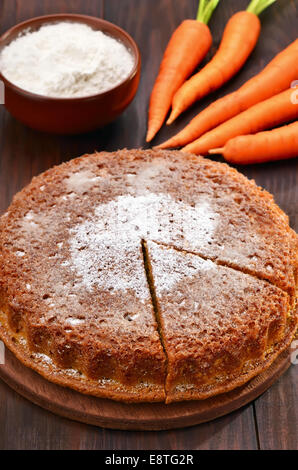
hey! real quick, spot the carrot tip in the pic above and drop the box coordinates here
[166,109,180,125]
[156,140,172,149]
[209,148,224,154]
[146,130,155,142]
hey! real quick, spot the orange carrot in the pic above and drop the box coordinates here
[209,121,298,165]
[167,0,277,125]
[158,39,298,149]
[146,0,220,142]
[183,88,298,155]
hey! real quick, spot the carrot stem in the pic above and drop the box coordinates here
[246,0,276,16]
[196,0,220,24]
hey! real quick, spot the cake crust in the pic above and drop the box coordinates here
[0,149,297,403]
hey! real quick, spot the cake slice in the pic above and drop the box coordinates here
[145,241,296,403]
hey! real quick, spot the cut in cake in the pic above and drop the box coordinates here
[0,149,297,403]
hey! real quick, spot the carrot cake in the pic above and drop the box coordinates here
[0,149,297,402]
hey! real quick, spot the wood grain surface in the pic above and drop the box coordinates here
[0,0,297,450]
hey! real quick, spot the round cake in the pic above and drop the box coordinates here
[0,149,297,403]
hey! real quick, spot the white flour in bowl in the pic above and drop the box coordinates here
[0,22,135,98]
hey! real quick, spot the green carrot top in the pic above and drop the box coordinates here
[196,0,220,24]
[196,0,276,25]
[246,0,277,16]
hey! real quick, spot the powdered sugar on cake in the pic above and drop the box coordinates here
[146,240,215,293]
[66,170,102,194]
[69,192,218,299]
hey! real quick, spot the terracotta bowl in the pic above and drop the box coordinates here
[0,14,141,134]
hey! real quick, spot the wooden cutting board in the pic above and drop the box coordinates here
[0,346,291,430]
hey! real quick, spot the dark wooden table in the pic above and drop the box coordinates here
[0,0,297,450]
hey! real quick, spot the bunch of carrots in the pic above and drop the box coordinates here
[147,0,298,165]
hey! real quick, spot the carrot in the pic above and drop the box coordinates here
[158,39,298,149]
[209,121,298,165]
[146,0,220,142]
[183,88,298,155]
[166,0,277,125]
